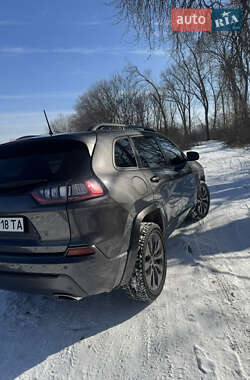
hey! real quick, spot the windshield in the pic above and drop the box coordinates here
[0,139,91,185]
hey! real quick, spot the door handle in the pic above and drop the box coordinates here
[150,176,160,183]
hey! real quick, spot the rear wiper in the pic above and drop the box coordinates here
[0,179,48,190]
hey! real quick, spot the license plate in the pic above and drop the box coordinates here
[0,217,24,233]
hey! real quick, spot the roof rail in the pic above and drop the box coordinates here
[88,123,126,131]
[16,135,38,140]
[88,123,156,132]
[129,125,156,132]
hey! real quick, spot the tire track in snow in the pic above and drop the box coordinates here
[178,146,250,378]
[182,182,248,357]
[188,220,245,355]
[179,237,248,376]
[133,305,174,380]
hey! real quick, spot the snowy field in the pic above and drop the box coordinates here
[0,140,249,380]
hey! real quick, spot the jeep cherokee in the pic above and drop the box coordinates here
[0,124,210,301]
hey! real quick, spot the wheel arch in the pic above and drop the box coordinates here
[119,204,166,286]
[200,173,205,182]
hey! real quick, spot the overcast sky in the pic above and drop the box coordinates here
[0,0,168,141]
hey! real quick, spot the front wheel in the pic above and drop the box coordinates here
[189,181,210,221]
[124,222,167,302]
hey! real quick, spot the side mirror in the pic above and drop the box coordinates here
[186,151,199,161]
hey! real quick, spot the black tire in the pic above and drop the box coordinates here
[124,222,167,302]
[189,181,210,221]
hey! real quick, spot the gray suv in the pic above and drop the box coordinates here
[0,124,210,302]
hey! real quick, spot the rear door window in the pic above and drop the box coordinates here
[114,138,137,168]
[0,139,91,185]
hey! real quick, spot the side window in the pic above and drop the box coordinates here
[132,136,166,169]
[114,138,137,168]
[155,135,185,167]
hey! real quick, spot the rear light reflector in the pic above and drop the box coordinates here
[31,179,104,205]
[67,247,95,256]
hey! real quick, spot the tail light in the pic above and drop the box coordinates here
[31,179,104,205]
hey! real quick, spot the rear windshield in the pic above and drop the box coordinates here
[0,139,91,184]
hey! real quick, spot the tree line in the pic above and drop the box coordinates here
[52,0,249,148]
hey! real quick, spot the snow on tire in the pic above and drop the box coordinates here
[124,222,167,302]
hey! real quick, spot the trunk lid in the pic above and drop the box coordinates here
[0,137,92,255]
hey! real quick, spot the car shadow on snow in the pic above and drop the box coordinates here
[166,171,250,267]
[167,217,250,275]
[209,176,250,205]
[0,288,148,380]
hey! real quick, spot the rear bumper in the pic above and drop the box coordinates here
[0,272,86,298]
[0,247,127,298]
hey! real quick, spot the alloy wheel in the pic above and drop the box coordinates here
[196,184,210,217]
[144,231,165,292]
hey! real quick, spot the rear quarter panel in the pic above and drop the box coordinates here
[89,133,155,258]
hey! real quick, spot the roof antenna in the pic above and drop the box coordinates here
[43,109,53,136]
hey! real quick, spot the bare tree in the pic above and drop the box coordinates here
[174,44,213,140]
[71,72,156,129]
[51,114,74,133]
[207,61,223,130]
[161,64,194,136]
[111,0,224,48]
[127,66,168,130]
[110,0,249,145]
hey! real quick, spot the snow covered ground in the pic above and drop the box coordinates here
[0,140,249,380]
